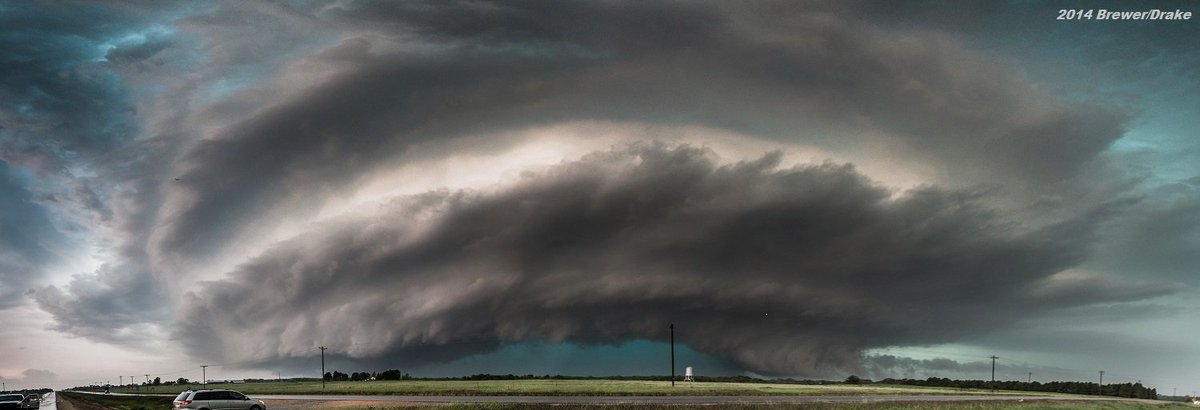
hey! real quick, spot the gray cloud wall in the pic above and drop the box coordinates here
[151,0,1128,274]
[176,145,1164,376]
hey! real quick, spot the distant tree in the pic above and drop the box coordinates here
[377,369,403,380]
[844,375,861,384]
[153,377,162,386]
[323,372,332,381]
[176,378,189,385]
[333,371,349,381]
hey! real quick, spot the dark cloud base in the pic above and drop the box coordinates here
[177,144,1161,377]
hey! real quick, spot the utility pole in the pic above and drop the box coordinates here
[669,324,675,387]
[990,356,998,392]
[1098,371,1104,396]
[145,375,150,385]
[1028,372,1032,383]
[119,376,123,387]
[319,346,328,389]
[201,365,208,388]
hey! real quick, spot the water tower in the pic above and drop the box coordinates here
[684,367,694,382]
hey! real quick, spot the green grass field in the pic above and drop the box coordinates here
[110,379,1075,397]
[58,391,1191,410]
[387,403,1191,410]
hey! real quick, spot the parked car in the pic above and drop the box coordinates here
[173,389,266,410]
[0,394,35,410]
[20,394,38,409]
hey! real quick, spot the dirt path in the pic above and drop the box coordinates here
[55,393,104,410]
[263,399,429,410]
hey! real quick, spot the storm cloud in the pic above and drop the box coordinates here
[0,165,66,308]
[152,0,1127,269]
[4,0,1197,387]
[176,144,1163,375]
[0,2,138,173]
[0,2,152,310]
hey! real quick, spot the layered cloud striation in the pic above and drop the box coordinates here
[176,144,1161,375]
[3,0,1195,382]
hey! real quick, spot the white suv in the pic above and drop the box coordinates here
[173,389,266,410]
[0,394,38,410]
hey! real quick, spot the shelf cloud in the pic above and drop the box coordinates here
[2,0,1196,386]
[175,144,1168,375]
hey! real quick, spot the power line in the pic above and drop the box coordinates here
[56,354,332,390]
[990,356,998,393]
[1103,371,1142,383]
[992,356,1139,386]
[871,346,993,361]
[319,346,328,390]
[669,324,675,388]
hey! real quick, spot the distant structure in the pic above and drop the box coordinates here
[684,367,694,382]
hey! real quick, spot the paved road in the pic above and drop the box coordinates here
[41,392,57,410]
[252,394,1137,405]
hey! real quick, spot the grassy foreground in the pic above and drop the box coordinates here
[112,379,1063,396]
[390,404,1190,410]
[59,391,174,410]
[58,391,1191,410]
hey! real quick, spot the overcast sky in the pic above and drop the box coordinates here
[1,0,1198,393]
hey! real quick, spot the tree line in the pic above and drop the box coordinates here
[318,372,835,384]
[323,369,411,381]
[862,376,1157,399]
[91,369,1156,400]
